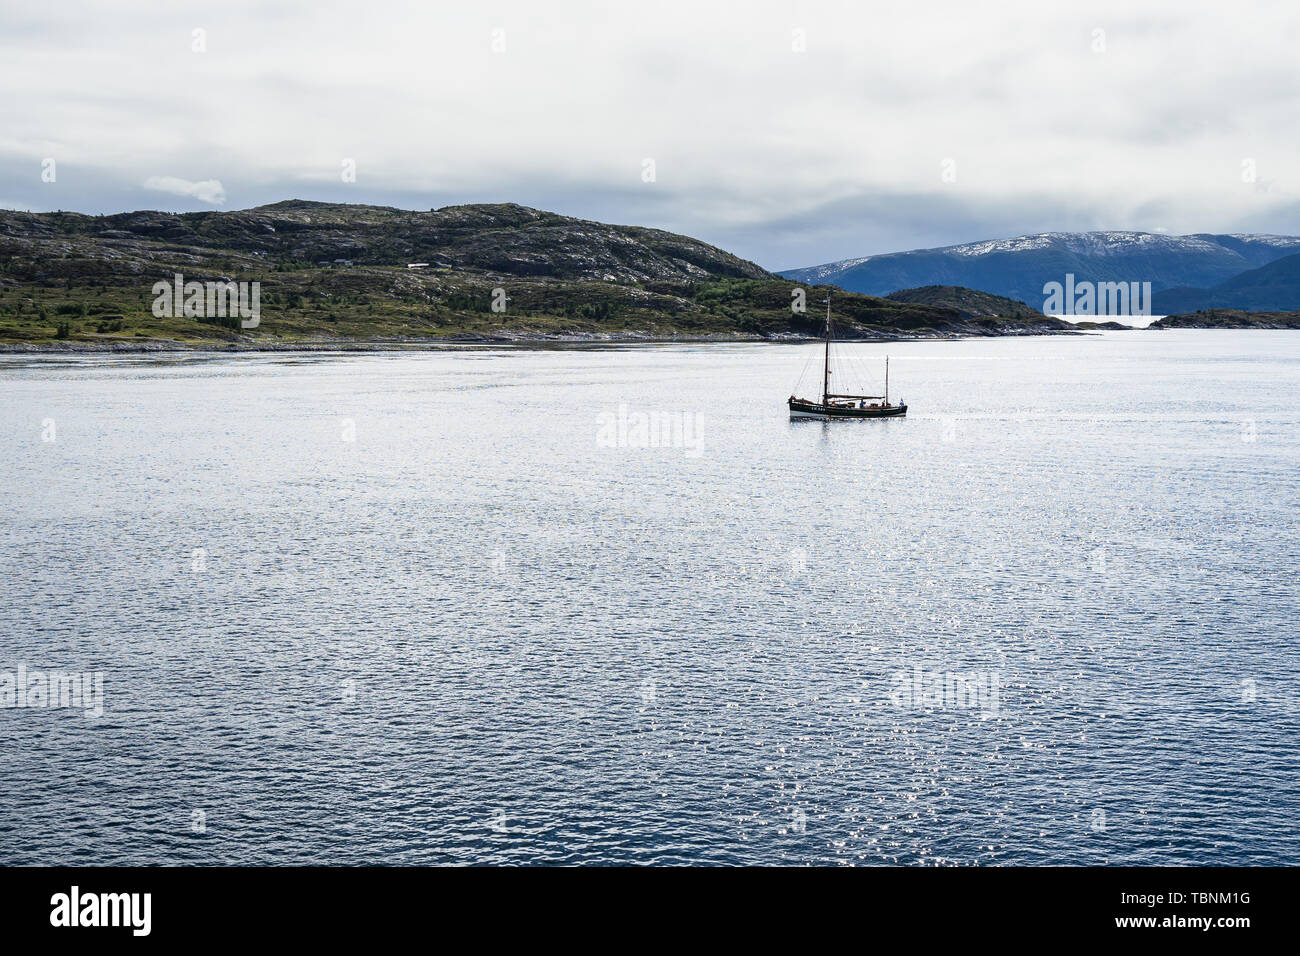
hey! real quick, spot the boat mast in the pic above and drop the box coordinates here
[823,295,832,404]
[885,356,889,405]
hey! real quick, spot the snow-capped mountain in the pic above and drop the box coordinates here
[779,232,1300,304]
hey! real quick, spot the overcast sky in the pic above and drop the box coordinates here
[2,0,1298,269]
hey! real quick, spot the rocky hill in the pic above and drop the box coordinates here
[885,285,1043,320]
[0,201,1078,347]
[0,200,771,284]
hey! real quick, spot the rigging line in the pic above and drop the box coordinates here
[837,348,857,398]
[836,347,855,394]
[792,345,816,395]
[840,344,856,390]
[834,342,855,393]
[850,347,877,395]
[853,342,882,394]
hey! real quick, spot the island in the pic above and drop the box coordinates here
[1150,310,1300,329]
[0,201,1074,350]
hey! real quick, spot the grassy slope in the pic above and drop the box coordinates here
[885,284,1044,319]
[0,203,1069,346]
[0,274,1006,345]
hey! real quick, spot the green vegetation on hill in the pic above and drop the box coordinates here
[885,285,1046,320]
[0,201,1074,346]
[1150,309,1300,329]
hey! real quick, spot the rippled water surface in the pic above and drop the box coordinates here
[1,331,1297,865]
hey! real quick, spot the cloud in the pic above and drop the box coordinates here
[142,176,226,205]
[2,1,1299,266]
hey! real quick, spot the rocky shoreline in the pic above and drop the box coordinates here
[0,322,1092,354]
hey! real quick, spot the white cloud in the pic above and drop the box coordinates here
[142,176,226,204]
[1,0,1299,265]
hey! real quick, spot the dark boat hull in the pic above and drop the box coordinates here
[789,398,907,419]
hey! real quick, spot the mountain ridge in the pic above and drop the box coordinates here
[2,200,771,284]
[780,231,1300,306]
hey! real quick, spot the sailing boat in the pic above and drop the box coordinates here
[788,295,907,419]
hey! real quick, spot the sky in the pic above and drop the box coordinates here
[2,0,1298,270]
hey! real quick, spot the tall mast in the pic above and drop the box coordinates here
[823,295,832,404]
[885,356,889,405]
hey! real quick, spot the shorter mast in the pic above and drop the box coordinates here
[885,356,889,405]
[822,295,832,405]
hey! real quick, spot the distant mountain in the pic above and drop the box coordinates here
[780,232,1300,306]
[885,285,1042,320]
[1152,252,1300,312]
